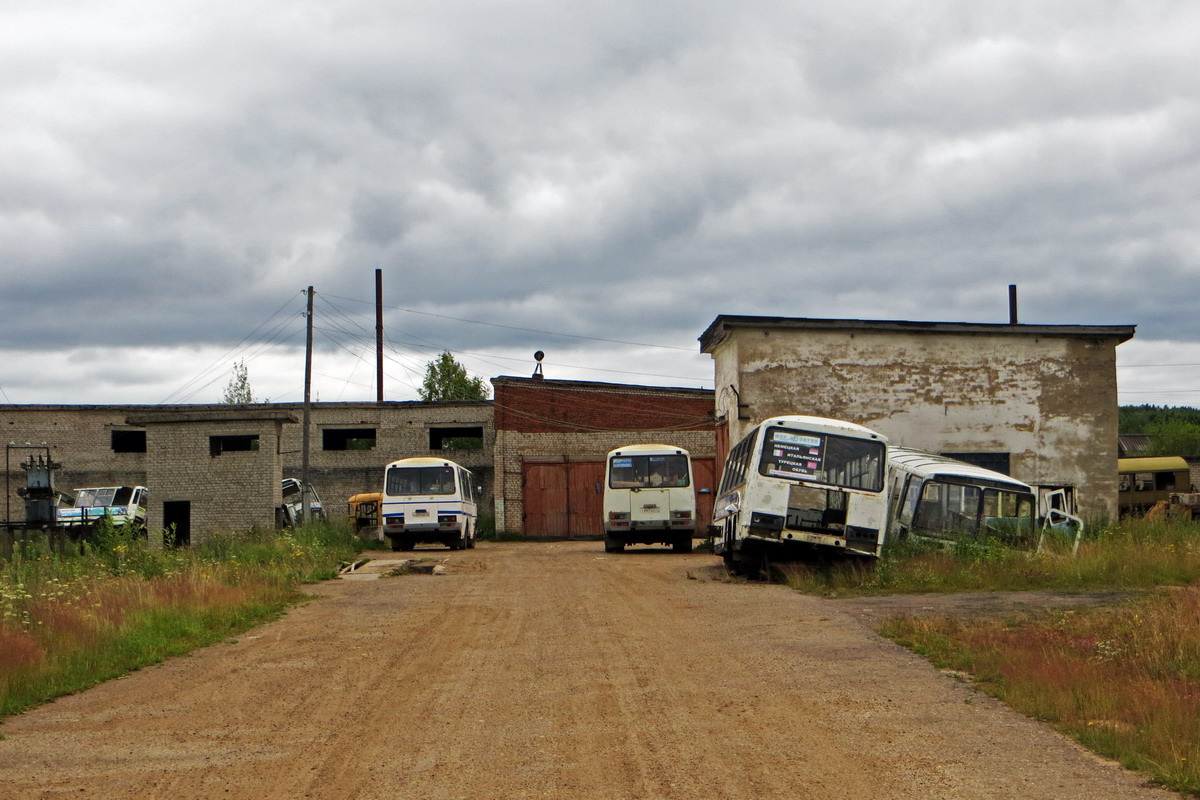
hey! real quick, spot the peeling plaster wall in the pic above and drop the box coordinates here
[712,328,1122,518]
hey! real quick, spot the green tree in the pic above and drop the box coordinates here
[1143,418,1200,457]
[221,360,267,404]
[419,352,490,402]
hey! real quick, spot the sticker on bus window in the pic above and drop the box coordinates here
[771,431,822,448]
[612,458,633,468]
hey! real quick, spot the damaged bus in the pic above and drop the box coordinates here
[712,416,888,570]
[885,448,1039,549]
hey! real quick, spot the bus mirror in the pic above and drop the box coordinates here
[595,482,602,494]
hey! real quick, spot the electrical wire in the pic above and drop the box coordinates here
[159,293,306,404]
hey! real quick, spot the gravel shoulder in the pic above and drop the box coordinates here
[0,541,1180,799]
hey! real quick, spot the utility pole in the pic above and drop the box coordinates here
[376,268,384,403]
[301,286,313,523]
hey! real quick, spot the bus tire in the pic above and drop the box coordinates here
[604,536,625,553]
[673,536,693,554]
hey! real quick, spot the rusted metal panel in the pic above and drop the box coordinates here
[522,463,568,536]
[692,457,716,533]
[567,462,605,537]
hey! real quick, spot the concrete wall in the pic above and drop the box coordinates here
[702,319,1132,519]
[491,378,715,534]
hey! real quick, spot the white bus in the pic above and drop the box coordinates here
[886,447,1038,548]
[603,444,696,553]
[57,486,149,531]
[713,416,888,569]
[381,457,478,551]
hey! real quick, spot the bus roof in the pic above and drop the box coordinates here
[606,444,691,457]
[758,415,887,442]
[888,447,1033,492]
[1118,456,1189,473]
[384,457,469,470]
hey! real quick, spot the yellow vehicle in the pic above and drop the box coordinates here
[1118,457,1192,517]
[347,492,384,541]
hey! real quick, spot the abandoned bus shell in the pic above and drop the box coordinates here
[1118,456,1192,517]
[381,457,478,551]
[713,415,888,568]
[603,444,696,553]
[57,486,149,530]
[280,478,325,526]
[886,448,1038,548]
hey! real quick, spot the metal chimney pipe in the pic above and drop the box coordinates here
[1008,284,1018,324]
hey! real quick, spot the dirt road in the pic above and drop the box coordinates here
[0,542,1179,799]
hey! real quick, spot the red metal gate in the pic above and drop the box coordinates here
[523,457,717,538]
[522,461,604,537]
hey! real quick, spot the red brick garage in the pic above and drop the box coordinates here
[492,377,717,538]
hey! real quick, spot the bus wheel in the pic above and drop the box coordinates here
[673,536,693,554]
[604,536,625,553]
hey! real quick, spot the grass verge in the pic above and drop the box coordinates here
[782,518,1200,595]
[777,517,1200,795]
[880,587,1200,795]
[0,519,360,718]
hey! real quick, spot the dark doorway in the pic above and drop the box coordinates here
[163,501,191,547]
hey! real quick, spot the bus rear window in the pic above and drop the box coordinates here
[758,427,884,492]
[386,466,456,496]
[609,455,690,489]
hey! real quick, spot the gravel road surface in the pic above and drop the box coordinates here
[0,541,1179,799]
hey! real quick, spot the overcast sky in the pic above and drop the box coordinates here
[2,1,1198,408]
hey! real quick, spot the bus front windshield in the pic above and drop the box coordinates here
[609,455,690,489]
[386,466,456,496]
[757,427,884,492]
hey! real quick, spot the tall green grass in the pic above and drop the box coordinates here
[783,518,1200,595]
[0,520,360,717]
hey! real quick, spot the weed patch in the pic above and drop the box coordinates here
[880,587,1200,795]
[0,520,358,718]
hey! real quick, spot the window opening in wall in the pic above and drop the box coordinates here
[322,428,377,451]
[210,434,260,456]
[941,452,1011,475]
[429,426,484,451]
[111,430,147,453]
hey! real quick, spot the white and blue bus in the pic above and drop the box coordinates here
[57,485,149,531]
[713,415,889,569]
[381,457,478,551]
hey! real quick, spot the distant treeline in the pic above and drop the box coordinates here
[1119,405,1200,457]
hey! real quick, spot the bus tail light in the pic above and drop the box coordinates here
[438,515,457,527]
[672,511,692,520]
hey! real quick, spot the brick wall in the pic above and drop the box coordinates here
[2,402,496,536]
[143,418,286,543]
[491,378,716,534]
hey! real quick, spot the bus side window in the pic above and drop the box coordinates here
[900,479,921,525]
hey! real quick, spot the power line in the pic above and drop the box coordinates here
[159,293,306,404]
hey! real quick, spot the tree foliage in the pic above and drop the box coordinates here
[221,360,266,404]
[1119,404,1200,434]
[1119,405,1200,457]
[419,352,490,402]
